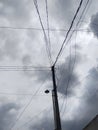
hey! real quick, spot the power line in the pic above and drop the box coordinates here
[16,105,51,130]
[0,66,50,69]
[0,65,50,68]
[16,94,63,130]
[60,32,93,116]
[52,6,91,112]
[76,0,91,27]
[76,0,90,27]
[0,26,93,32]
[0,92,51,96]
[53,0,84,66]
[59,0,91,92]
[0,68,50,72]
[33,0,52,65]
[56,0,91,61]
[45,0,52,64]
[0,69,50,71]
[0,92,33,96]
[9,76,49,130]
[57,0,91,114]
[58,41,73,114]
[60,31,77,116]
[0,65,51,71]
[60,73,90,116]
[60,0,91,111]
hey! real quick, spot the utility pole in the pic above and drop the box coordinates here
[51,65,62,130]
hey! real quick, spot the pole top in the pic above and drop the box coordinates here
[51,65,55,71]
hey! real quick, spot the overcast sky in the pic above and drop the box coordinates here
[0,0,98,130]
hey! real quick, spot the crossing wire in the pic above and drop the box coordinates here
[76,0,92,27]
[53,0,84,66]
[0,65,51,71]
[60,0,91,116]
[16,94,63,130]
[9,75,50,130]
[45,0,52,64]
[33,0,52,66]
[16,105,51,130]
[0,92,51,96]
[54,0,91,64]
[0,26,93,32]
[60,31,77,116]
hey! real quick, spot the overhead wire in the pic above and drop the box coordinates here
[55,45,74,114]
[60,0,91,116]
[0,92,51,96]
[16,94,63,130]
[16,105,51,130]
[60,31,77,116]
[54,0,91,63]
[0,65,51,71]
[9,75,50,130]
[57,0,91,112]
[55,0,84,114]
[58,39,73,114]
[76,0,92,27]
[0,0,92,128]
[33,0,52,66]
[0,26,93,32]
[0,69,50,71]
[53,0,84,66]
[45,0,52,62]
[60,73,89,116]
[57,0,91,116]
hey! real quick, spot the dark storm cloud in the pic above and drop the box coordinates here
[0,102,19,130]
[90,12,98,38]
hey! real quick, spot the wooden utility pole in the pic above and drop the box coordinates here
[51,65,62,130]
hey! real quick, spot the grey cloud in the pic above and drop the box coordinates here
[29,117,53,130]
[56,54,80,96]
[90,12,98,38]
[22,55,32,65]
[0,0,31,25]
[0,29,21,60]
[83,67,98,115]
[3,36,20,59]
[49,0,74,27]
[0,28,36,62]
[0,102,19,130]
[0,48,4,60]
[49,0,84,28]
[72,44,82,50]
